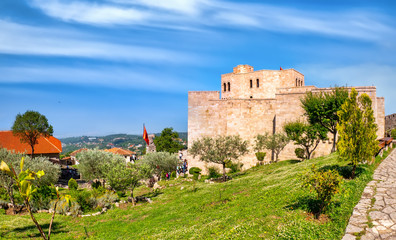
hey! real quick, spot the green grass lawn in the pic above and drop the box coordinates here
[0,151,391,239]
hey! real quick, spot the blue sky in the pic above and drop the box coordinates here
[1,0,395,138]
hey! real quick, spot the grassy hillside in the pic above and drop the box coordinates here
[0,151,389,239]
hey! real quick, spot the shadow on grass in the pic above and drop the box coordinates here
[318,164,367,179]
[1,222,67,239]
[141,189,163,199]
[286,195,341,218]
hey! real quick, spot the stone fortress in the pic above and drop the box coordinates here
[186,65,385,170]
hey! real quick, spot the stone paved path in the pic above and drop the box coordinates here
[343,149,396,240]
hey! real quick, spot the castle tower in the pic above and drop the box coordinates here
[221,64,305,99]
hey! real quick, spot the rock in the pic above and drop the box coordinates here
[180,187,184,190]
[115,203,120,207]
[146,198,153,204]
[153,182,160,190]
[92,212,101,216]
[345,224,363,233]
[66,212,72,216]
[102,208,107,212]
[342,234,356,240]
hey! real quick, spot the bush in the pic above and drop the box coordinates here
[51,197,81,216]
[30,185,57,211]
[161,171,167,180]
[301,165,343,219]
[391,129,396,139]
[189,167,202,180]
[68,178,78,190]
[24,156,61,186]
[171,171,176,178]
[207,166,221,179]
[295,148,305,160]
[92,180,102,189]
[70,190,92,212]
[255,152,266,162]
[139,152,179,177]
[226,161,243,173]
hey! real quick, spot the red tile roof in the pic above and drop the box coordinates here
[0,131,62,155]
[70,148,88,157]
[104,147,135,156]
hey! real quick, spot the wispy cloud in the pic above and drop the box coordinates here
[0,65,201,93]
[29,0,395,43]
[0,20,195,63]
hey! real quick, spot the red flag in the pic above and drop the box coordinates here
[143,125,149,145]
[280,66,283,70]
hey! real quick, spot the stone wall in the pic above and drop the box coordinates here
[187,65,386,174]
[385,113,396,132]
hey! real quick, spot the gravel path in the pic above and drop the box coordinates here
[343,149,396,240]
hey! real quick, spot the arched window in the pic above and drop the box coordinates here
[257,79,259,88]
[250,79,253,88]
[228,82,230,91]
[223,83,226,92]
[296,78,298,86]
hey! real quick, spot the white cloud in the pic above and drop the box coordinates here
[0,65,199,93]
[300,63,396,115]
[0,20,194,63]
[29,0,396,43]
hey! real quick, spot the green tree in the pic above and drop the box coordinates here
[337,88,379,179]
[301,87,348,153]
[139,152,179,178]
[255,132,289,162]
[391,129,396,139]
[284,121,327,160]
[153,128,184,154]
[12,111,54,159]
[76,149,125,184]
[189,135,249,180]
[106,163,152,205]
[301,164,343,219]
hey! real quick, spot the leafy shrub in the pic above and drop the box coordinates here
[301,164,343,218]
[295,148,305,160]
[68,178,78,190]
[24,156,61,186]
[139,152,179,177]
[171,171,176,178]
[255,152,266,162]
[116,191,126,198]
[92,180,102,189]
[391,129,396,139]
[0,187,8,201]
[189,167,202,180]
[161,171,167,180]
[94,191,118,209]
[207,166,221,179]
[30,185,57,211]
[91,186,106,198]
[70,190,92,212]
[51,197,81,216]
[226,161,243,173]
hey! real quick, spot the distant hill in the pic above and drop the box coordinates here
[60,132,187,155]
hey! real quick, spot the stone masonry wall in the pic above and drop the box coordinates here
[187,66,386,174]
[385,113,396,132]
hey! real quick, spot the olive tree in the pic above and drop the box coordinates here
[153,128,184,154]
[12,110,54,159]
[284,121,327,160]
[76,149,125,185]
[139,152,179,178]
[189,135,249,180]
[255,132,289,162]
[337,88,379,179]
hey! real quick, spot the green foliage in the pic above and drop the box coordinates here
[11,110,54,158]
[170,171,176,179]
[207,166,221,179]
[284,121,327,160]
[77,149,125,181]
[255,152,266,162]
[226,161,243,173]
[70,190,91,212]
[30,185,57,211]
[391,129,396,139]
[24,156,60,187]
[153,128,184,153]
[301,164,343,219]
[301,87,349,152]
[139,152,179,177]
[295,148,305,160]
[255,133,289,162]
[190,135,249,179]
[68,178,78,190]
[337,88,379,178]
[189,167,202,180]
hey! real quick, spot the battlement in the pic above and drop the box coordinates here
[233,64,254,74]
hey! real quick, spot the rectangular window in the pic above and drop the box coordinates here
[257,79,259,88]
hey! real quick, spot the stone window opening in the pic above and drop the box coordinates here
[223,83,226,92]
[250,96,253,99]
[296,78,298,87]
[228,82,231,91]
[250,79,253,88]
[257,79,259,88]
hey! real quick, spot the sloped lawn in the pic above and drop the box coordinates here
[0,150,391,239]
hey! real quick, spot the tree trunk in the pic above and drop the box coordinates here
[306,146,311,160]
[331,131,337,153]
[222,162,226,181]
[30,144,35,159]
[6,185,16,214]
[25,199,47,240]
[130,189,135,206]
[351,164,357,179]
